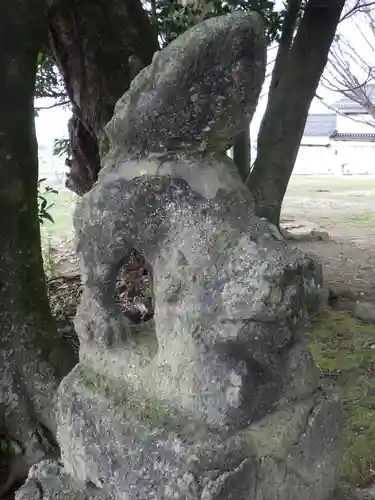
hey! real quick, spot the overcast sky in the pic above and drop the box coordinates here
[35,4,372,151]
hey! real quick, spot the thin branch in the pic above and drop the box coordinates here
[322,67,375,94]
[340,0,375,22]
[315,93,375,129]
[323,8,375,120]
[34,100,70,111]
[35,90,68,100]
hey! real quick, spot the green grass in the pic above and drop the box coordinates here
[40,189,77,241]
[328,212,375,229]
[39,189,77,277]
[286,176,375,197]
[308,310,375,487]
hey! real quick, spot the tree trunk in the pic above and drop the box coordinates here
[267,0,302,101]
[247,0,345,227]
[48,0,159,195]
[0,0,76,473]
[233,128,251,182]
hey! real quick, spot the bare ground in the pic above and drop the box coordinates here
[281,175,375,302]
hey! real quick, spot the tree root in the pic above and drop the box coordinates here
[280,228,330,242]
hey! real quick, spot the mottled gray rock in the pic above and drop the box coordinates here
[73,168,325,428]
[298,251,328,313]
[104,11,266,160]
[57,366,343,500]
[353,301,375,324]
[332,484,375,500]
[46,10,343,500]
[15,460,107,500]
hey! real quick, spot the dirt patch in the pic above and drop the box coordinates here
[291,238,375,300]
[282,175,375,302]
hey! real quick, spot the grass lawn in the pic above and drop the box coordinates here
[40,188,77,242]
[286,176,375,196]
[329,211,375,229]
[39,188,77,276]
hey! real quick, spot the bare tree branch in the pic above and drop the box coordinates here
[35,100,71,111]
[340,0,375,22]
[322,5,375,120]
[315,93,375,129]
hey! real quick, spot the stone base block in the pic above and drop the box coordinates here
[53,364,344,500]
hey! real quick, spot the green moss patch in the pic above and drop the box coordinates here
[308,310,375,487]
[78,366,210,443]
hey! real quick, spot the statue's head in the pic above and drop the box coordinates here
[104,12,266,160]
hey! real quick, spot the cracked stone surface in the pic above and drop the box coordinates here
[56,366,343,500]
[15,460,107,500]
[19,11,344,500]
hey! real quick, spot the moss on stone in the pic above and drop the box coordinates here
[307,310,375,487]
[78,365,208,442]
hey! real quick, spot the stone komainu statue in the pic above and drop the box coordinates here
[17,12,343,500]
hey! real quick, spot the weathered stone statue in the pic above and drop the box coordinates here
[17,11,343,500]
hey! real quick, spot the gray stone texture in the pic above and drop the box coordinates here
[103,11,266,159]
[15,460,107,500]
[26,10,344,500]
[57,365,343,500]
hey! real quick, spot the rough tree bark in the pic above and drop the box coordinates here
[267,0,302,103]
[48,0,159,195]
[233,129,251,182]
[247,0,346,227]
[0,0,76,483]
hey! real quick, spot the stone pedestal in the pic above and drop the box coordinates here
[56,363,342,500]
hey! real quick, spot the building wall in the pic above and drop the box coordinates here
[294,143,340,175]
[336,114,375,134]
[294,140,375,176]
[336,142,375,175]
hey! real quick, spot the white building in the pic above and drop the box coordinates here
[294,91,375,175]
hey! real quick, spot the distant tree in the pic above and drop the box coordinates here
[321,2,375,123]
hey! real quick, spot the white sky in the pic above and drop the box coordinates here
[36,102,70,150]
[35,4,372,150]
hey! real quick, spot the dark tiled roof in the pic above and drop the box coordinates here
[333,84,375,113]
[303,113,337,137]
[331,132,375,142]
